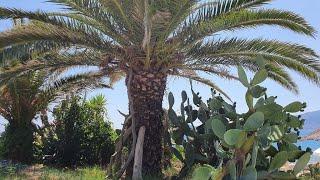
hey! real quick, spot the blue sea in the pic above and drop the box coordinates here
[297,140,320,151]
[298,129,320,151]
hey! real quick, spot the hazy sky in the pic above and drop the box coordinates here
[0,0,319,129]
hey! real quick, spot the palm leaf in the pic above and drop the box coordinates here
[169,69,230,100]
[187,38,320,84]
[0,22,112,51]
[176,9,315,45]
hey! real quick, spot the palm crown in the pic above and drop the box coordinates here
[0,0,319,94]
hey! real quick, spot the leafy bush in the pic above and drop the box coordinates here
[42,95,117,167]
[0,125,34,164]
[166,58,312,179]
[0,161,27,176]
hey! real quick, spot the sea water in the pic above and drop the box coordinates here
[298,129,320,164]
[297,140,320,151]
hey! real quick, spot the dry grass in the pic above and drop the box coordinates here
[0,165,106,180]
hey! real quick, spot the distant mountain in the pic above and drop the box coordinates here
[298,110,320,152]
[301,110,320,135]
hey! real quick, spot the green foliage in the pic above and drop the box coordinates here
[0,70,108,164]
[242,167,257,180]
[251,69,268,86]
[308,163,320,179]
[284,102,307,113]
[39,166,106,180]
[167,57,311,179]
[211,118,226,139]
[0,71,49,164]
[1,125,34,164]
[42,95,117,167]
[293,152,311,176]
[192,165,215,180]
[243,112,264,131]
[0,161,27,176]
[0,0,320,95]
[238,66,250,87]
[269,151,288,172]
[224,129,246,147]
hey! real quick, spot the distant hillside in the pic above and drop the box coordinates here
[301,110,320,135]
[301,129,320,141]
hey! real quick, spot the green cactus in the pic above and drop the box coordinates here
[167,57,312,180]
[224,129,247,147]
[243,112,265,131]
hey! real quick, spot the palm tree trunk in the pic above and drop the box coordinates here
[126,68,167,176]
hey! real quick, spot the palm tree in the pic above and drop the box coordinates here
[1,0,320,175]
[0,68,108,163]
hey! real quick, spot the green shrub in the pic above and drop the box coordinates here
[42,95,117,167]
[1,125,34,164]
[166,58,312,179]
[0,161,28,176]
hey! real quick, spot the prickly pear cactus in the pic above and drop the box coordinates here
[167,57,312,180]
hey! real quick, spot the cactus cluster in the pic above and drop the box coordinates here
[167,57,312,179]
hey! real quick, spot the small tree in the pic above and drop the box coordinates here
[0,70,107,164]
[42,95,117,167]
[0,71,52,163]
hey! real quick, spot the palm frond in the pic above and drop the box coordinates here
[99,0,132,30]
[239,62,298,92]
[47,0,133,44]
[178,65,239,80]
[0,50,105,86]
[1,6,130,45]
[190,0,272,24]
[52,12,128,45]
[0,70,48,122]
[156,0,195,43]
[187,38,320,86]
[1,0,319,98]
[158,0,271,45]
[43,71,110,96]
[265,64,298,93]
[0,40,66,65]
[108,71,125,87]
[176,9,315,45]
[0,22,113,51]
[169,69,230,100]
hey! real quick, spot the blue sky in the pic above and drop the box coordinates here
[0,0,320,129]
